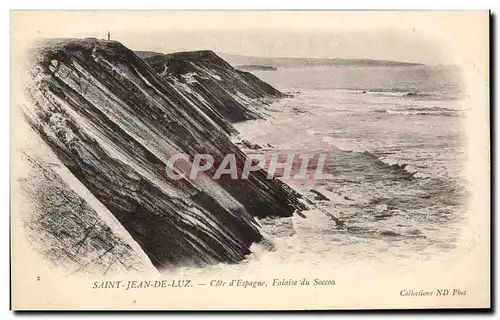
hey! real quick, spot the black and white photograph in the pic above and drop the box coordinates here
[9,10,490,310]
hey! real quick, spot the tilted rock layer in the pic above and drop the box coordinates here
[20,38,306,271]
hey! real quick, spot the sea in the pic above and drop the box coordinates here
[174,65,471,278]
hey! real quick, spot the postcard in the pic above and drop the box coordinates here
[10,10,490,310]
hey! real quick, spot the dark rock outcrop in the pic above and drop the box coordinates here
[310,189,330,201]
[241,139,262,150]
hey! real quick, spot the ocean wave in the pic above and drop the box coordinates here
[336,88,463,101]
[321,137,367,153]
[376,155,434,179]
[372,109,462,116]
[321,137,428,179]
[370,154,426,179]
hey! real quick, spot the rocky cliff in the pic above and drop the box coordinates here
[142,50,283,125]
[20,38,306,271]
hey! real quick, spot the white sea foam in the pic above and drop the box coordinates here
[186,66,470,278]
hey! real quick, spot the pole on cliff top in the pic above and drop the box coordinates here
[107,31,110,41]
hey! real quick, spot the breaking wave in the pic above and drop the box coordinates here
[375,155,430,179]
[372,107,465,117]
[321,137,428,179]
[337,88,463,101]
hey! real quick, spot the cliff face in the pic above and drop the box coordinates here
[143,50,283,124]
[15,136,154,275]
[21,38,306,271]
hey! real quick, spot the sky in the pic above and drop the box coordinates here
[114,28,447,65]
[12,11,488,66]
